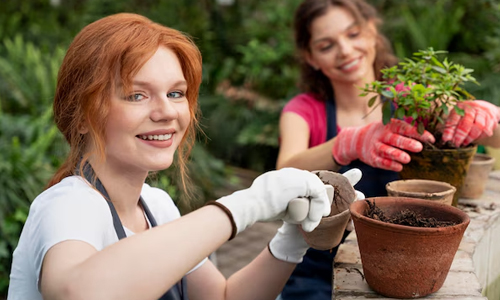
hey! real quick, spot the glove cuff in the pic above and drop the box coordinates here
[268,224,309,264]
[332,128,357,166]
[205,201,237,240]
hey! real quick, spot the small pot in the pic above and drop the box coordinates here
[386,179,456,206]
[350,197,470,299]
[299,170,356,250]
[460,153,495,199]
[400,145,476,206]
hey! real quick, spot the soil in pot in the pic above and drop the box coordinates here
[350,197,470,299]
[399,145,476,207]
[299,170,356,250]
[365,199,456,227]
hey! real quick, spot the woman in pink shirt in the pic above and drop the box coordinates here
[276,0,500,299]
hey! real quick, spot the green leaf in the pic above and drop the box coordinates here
[454,106,465,116]
[381,90,395,99]
[417,122,425,135]
[395,107,406,119]
[442,104,449,115]
[382,101,392,125]
[367,96,378,107]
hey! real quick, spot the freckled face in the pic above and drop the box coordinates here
[103,46,190,175]
[305,6,377,85]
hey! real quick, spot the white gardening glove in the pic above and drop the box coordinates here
[268,223,309,263]
[268,169,364,263]
[209,168,331,240]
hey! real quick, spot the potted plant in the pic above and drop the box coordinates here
[350,197,470,298]
[360,48,479,206]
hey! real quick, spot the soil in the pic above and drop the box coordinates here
[313,171,354,215]
[365,200,457,228]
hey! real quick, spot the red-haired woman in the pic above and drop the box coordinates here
[7,13,358,300]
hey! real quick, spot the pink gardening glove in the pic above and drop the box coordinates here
[442,100,500,147]
[332,119,435,172]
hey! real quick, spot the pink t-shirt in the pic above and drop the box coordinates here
[282,93,339,147]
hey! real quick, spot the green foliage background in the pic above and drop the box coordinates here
[0,0,499,296]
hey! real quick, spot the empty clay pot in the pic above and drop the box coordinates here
[460,153,495,199]
[350,197,470,299]
[386,179,456,206]
[299,170,356,250]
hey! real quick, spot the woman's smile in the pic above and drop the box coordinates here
[137,132,174,148]
[338,57,362,72]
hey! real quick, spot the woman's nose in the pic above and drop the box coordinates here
[337,38,353,57]
[150,96,179,122]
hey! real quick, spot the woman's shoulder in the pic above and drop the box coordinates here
[283,93,325,117]
[284,93,324,110]
[30,176,108,213]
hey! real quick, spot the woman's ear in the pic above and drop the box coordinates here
[366,20,378,36]
[303,50,320,71]
[78,121,89,135]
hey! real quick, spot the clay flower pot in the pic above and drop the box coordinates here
[460,153,495,199]
[400,146,476,206]
[299,170,356,250]
[350,197,470,299]
[386,179,456,206]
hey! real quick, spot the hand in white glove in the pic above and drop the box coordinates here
[209,168,331,240]
[268,168,363,263]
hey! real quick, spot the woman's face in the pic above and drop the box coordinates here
[102,46,190,175]
[305,6,377,85]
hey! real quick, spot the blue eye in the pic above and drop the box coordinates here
[126,93,145,102]
[168,91,185,99]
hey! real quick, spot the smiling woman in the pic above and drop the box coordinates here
[6,12,352,300]
[275,0,431,299]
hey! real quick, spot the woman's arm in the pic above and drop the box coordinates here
[276,112,340,171]
[41,168,330,300]
[187,247,296,300]
[277,112,435,172]
[41,205,233,300]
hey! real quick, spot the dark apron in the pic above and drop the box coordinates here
[82,164,188,300]
[281,97,398,300]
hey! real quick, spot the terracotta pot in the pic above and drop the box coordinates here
[460,153,495,199]
[350,197,470,299]
[399,146,476,206]
[299,170,356,250]
[386,179,456,206]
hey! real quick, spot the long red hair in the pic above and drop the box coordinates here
[48,13,202,192]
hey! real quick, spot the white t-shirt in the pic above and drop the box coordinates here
[7,175,206,300]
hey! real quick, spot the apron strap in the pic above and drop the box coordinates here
[80,163,187,300]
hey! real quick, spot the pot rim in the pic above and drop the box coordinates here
[386,179,456,199]
[350,196,470,234]
[471,153,496,165]
[419,145,477,154]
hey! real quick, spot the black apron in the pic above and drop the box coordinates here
[82,164,188,300]
[281,97,398,300]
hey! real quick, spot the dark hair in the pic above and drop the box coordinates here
[48,13,202,193]
[293,0,398,100]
